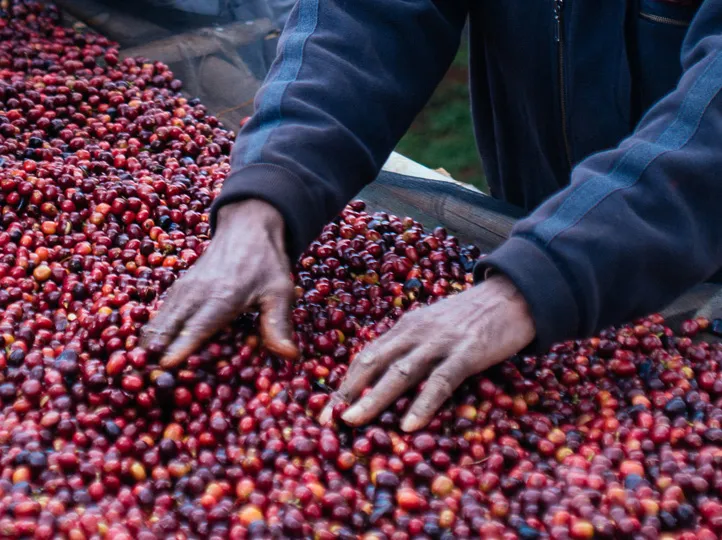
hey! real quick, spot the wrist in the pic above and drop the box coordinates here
[479,273,528,304]
[471,273,536,343]
[214,199,290,265]
[216,199,285,234]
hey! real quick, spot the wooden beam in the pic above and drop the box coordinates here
[359,171,523,253]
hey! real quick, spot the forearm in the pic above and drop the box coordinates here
[478,5,722,349]
[211,0,468,259]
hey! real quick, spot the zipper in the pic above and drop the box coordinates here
[554,0,572,170]
[639,12,690,28]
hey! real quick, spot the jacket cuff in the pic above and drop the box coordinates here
[210,164,319,261]
[473,236,580,353]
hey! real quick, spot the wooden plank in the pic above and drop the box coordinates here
[119,19,275,64]
[359,172,523,253]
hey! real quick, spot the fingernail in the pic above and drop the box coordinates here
[318,404,333,425]
[341,403,363,424]
[400,413,420,432]
[279,340,298,359]
[159,354,177,369]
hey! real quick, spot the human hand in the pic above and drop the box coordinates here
[319,274,535,431]
[141,199,298,368]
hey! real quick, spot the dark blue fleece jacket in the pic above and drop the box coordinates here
[212,0,722,351]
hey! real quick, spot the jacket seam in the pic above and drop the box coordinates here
[243,0,321,164]
[534,48,722,248]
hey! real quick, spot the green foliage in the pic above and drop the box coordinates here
[395,40,487,191]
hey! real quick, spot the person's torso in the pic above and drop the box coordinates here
[468,0,704,210]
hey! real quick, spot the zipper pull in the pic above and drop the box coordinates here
[554,0,564,43]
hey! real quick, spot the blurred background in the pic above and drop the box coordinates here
[395,40,486,192]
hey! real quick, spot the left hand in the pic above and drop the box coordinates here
[319,274,536,432]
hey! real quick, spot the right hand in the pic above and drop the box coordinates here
[141,199,298,368]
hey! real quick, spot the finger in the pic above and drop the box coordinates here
[140,283,200,351]
[259,284,298,359]
[318,330,415,425]
[317,394,344,426]
[341,345,438,426]
[400,354,471,432]
[159,300,236,368]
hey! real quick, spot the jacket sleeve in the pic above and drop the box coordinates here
[211,0,468,259]
[476,3,722,351]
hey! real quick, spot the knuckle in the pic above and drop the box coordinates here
[427,372,455,401]
[457,343,482,372]
[335,378,362,405]
[417,343,440,358]
[141,324,167,339]
[195,311,225,331]
[344,362,368,384]
[265,279,293,300]
[208,288,238,306]
[461,356,481,376]
[390,361,412,380]
[140,326,157,337]
[184,322,208,335]
[268,274,291,289]
[263,315,286,332]
[333,389,351,404]
[356,352,376,368]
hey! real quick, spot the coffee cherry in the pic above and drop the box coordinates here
[0,5,719,537]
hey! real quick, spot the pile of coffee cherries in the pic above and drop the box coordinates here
[1,1,722,538]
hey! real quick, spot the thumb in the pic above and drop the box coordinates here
[259,283,298,359]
